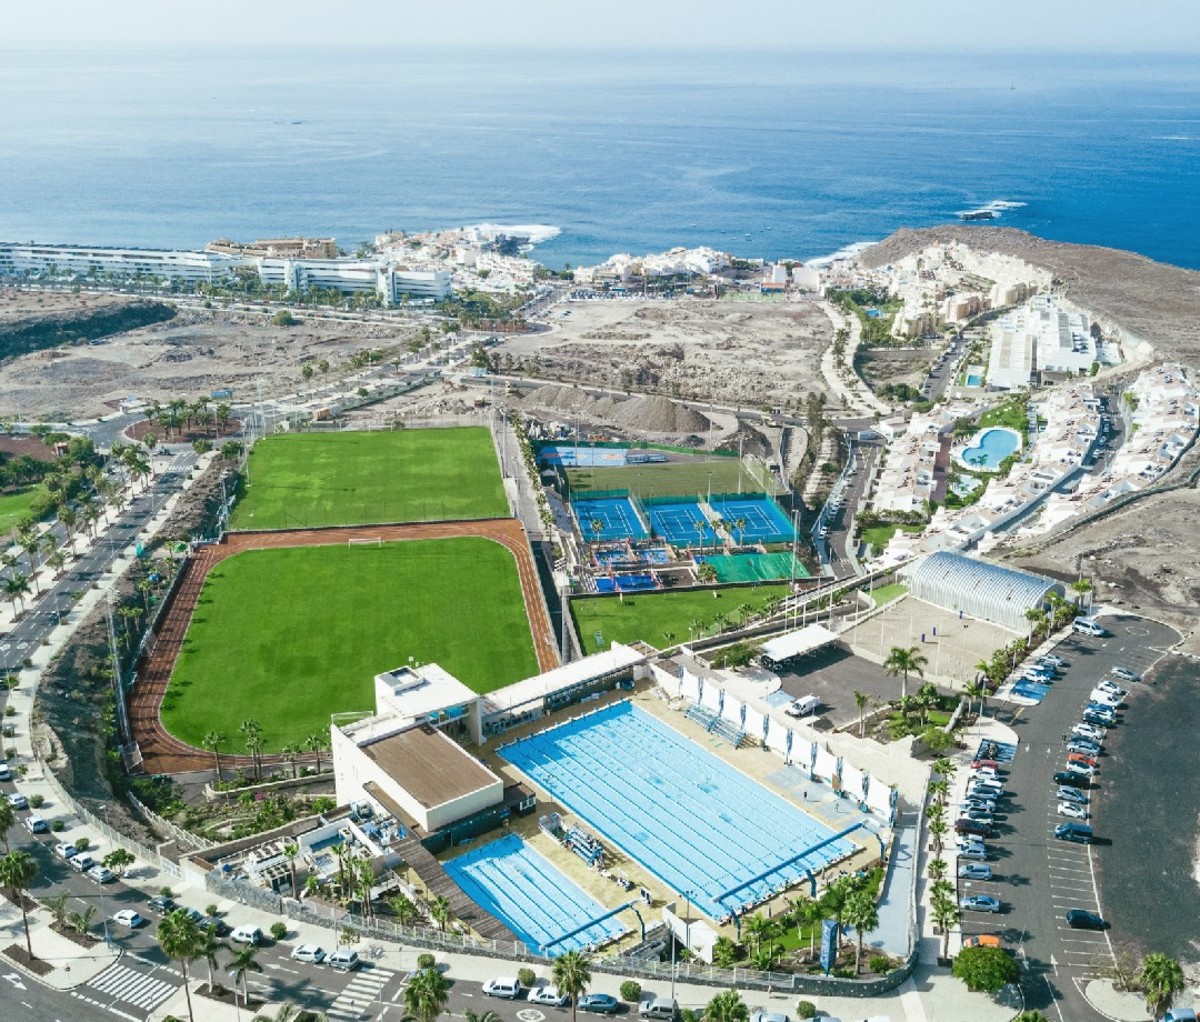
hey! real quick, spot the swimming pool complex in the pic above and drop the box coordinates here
[443,833,623,954]
[958,427,1021,471]
[500,701,855,920]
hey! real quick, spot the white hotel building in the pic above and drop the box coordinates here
[0,241,451,304]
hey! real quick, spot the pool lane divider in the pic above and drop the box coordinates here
[541,898,640,954]
[713,820,866,906]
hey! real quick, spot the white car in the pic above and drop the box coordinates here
[1096,679,1126,698]
[23,815,48,834]
[53,842,77,860]
[1089,688,1121,707]
[1057,801,1089,821]
[87,865,115,884]
[1111,666,1141,682]
[291,944,326,965]
[528,986,570,1007]
[5,792,28,810]
[113,910,145,928]
[1072,723,1105,742]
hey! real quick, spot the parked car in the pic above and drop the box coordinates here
[970,759,1005,772]
[579,994,620,1014]
[69,854,96,873]
[960,895,1002,913]
[1040,654,1068,668]
[53,842,77,860]
[113,910,145,928]
[1056,786,1089,806]
[1065,909,1107,930]
[970,767,1001,783]
[1083,710,1117,728]
[961,797,997,813]
[1057,802,1089,821]
[955,818,992,837]
[5,793,28,810]
[958,863,993,881]
[230,925,263,946]
[23,815,48,834]
[1067,739,1102,756]
[959,809,994,825]
[1065,761,1097,778]
[147,896,176,914]
[0,764,11,782]
[529,986,570,1007]
[87,865,115,884]
[1055,822,1094,844]
[1053,771,1090,788]
[968,781,1006,799]
[1096,679,1127,698]
[957,844,988,862]
[1073,618,1106,636]
[1068,752,1099,769]
[291,944,326,965]
[1072,723,1105,742]
[1110,666,1141,682]
[1085,701,1118,718]
[328,949,359,971]
[1089,688,1121,708]
[483,978,524,1000]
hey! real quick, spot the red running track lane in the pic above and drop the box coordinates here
[129,519,558,774]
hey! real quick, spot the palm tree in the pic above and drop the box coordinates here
[884,645,928,701]
[283,842,300,897]
[196,925,229,992]
[202,731,226,782]
[928,816,948,857]
[1069,577,1092,609]
[1025,606,1048,641]
[44,891,70,929]
[552,950,592,1022]
[705,989,749,1022]
[589,518,604,546]
[0,850,37,957]
[853,689,871,737]
[4,574,30,617]
[388,893,420,926]
[930,893,960,960]
[228,943,263,1009]
[157,908,203,1022]
[915,681,940,725]
[1140,953,1185,1019]
[1012,1013,1052,1022]
[0,796,14,851]
[404,964,451,1022]
[464,1010,503,1022]
[429,894,451,932]
[239,719,264,781]
[927,858,948,883]
[842,891,879,973]
[46,548,67,579]
[280,744,301,779]
[306,731,329,773]
[734,516,747,547]
[742,913,777,953]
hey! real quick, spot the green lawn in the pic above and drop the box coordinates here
[977,397,1029,432]
[567,457,780,501]
[230,428,507,530]
[0,485,49,535]
[162,538,539,750]
[572,584,790,654]
[870,583,909,607]
[860,524,922,552]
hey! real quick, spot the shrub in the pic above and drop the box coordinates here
[4,748,15,759]
[272,310,297,327]
[29,794,44,809]
[517,967,537,989]
[417,953,436,971]
[206,904,220,918]
[3,706,13,716]
[51,819,64,832]
[74,837,91,852]
[620,981,642,1003]
[160,886,175,898]
[796,1002,817,1019]
[270,921,288,941]
[869,954,892,974]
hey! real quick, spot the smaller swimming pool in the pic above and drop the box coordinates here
[966,374,983,387]
[959,427,1021,471]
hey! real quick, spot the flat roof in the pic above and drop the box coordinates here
[361,724,500,809]
[481,643,644,715]
[375,663,477,720]
[760,624,839,663]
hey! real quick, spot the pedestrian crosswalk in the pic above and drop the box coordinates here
[86,962,177,1010]
[327,966,395,1020]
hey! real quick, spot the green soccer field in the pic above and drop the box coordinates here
[162,538,539,751]
[571,584,790,654]
[230,428,508,530]
[0,485,48,535]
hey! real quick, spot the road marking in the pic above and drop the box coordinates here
[3,974,28,990]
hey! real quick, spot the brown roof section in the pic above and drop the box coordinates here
[362,724,499,809]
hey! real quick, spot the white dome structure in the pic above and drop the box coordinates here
[903,551,1065,632]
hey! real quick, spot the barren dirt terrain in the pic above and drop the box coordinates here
[0,290,420,421]
[497,298,835,410]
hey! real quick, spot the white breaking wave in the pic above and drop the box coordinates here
[804,240,879,268]
[956,199,1029,218]
[465,223,561,247]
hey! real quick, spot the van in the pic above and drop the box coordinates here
[1073,618,1106,637]
[641,998,678,1020]
[328,949,360,971]
[483,978,523,999]
[230,925,263,946]
[1054,822,1093,844]
[785,695,819,718]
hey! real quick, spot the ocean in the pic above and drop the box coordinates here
[1,47,1199,269]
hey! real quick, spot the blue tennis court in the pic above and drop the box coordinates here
[711,496,794,543]
[595,572,658,593]
[573,497,648,541]
[501,702,856,920]
[444,833,624,954]
[541,445,629,467]
[648,500,713,547]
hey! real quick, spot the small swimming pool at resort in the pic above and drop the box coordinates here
[959,427,1021,471]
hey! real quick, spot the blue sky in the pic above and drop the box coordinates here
[4,0,1199,52]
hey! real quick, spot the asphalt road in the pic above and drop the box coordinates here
[955,615,1179,1022]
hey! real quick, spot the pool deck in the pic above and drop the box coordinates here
[475,684,889,948]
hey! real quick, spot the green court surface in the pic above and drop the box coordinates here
[567,456,780,501]
[230,428,507,530]
[0,485,49,535]
[162,538,538,751]
[701,552,811,583]
[571,583,789,655]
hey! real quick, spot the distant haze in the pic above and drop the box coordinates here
[3,0,1199,52]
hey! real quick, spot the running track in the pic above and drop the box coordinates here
[130,519,558,774]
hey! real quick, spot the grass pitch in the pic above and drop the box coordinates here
[162,538,539,751]
[571,584,789,654]
[0,485,47,535]
[230,428,507,530]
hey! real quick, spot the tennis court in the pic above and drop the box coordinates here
[700,552,811,583]
[711,495,794,543]
[595,572,658,593]
[542,445,630,468]
[572,497,648,541]
[648,500,713,547]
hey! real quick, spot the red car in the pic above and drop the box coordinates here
[1067,752,1098,769]
[971,759,1004,772]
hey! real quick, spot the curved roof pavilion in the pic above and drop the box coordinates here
[904,551,1065,632]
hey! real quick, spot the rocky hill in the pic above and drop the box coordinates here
[0,293,176,360]
[859,227,1200,366]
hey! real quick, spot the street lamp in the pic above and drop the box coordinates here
[96,805,111,946]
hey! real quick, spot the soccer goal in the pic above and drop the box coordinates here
[348,537,384,547]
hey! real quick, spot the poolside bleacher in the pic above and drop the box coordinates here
[685,702,748,748]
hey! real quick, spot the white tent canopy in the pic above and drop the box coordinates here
[760,624,839,665]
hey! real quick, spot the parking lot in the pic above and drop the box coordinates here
[776,643,906,729]
[951,615,1179,1021]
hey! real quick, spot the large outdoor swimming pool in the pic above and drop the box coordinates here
[443,833,623,954]
[959,427,1021,470]
[500,701,855,920]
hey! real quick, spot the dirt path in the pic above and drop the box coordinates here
[130,519,557,774]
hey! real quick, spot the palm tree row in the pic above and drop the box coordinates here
[926,758,961,961]
[202,727,331,785]
[143,396,235,440]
